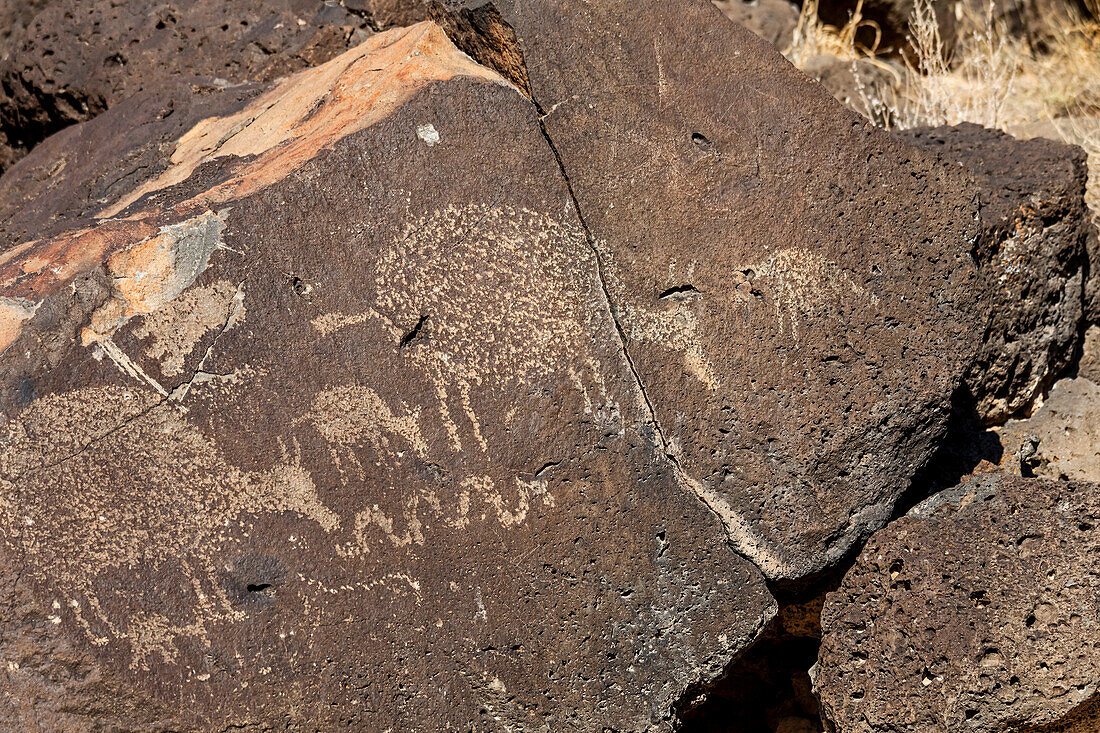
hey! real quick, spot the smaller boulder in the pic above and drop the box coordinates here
[1080,323,1100,382]
[713,0,801,48]
[816,473,1100,732]
[999,375,1100,482]
[1006,115,1100,323]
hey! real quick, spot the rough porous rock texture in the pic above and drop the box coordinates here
[1079,324,1100,382]
[0,0,432,173]
[817,473,1100,732]
[6,1,1091,729]
[0,0,47,60]
[993,321,1100,484]
[1006,117,1100,322]
[901,123,1092,423]
[347,0,432,27]
[0,23,776,730]
[433,0,985,581]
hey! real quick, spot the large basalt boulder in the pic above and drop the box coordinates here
[0,0,432,174]
[432,0,985,581]
[0,23,775,730]
[816,473,1100,732]
[900,123,1092,423]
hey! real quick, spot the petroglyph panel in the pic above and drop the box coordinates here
[374,204,595,390]
[0,25,774,728]
[0,386,338,667]
[445,0,983,581]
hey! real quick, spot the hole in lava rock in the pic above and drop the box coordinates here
[400,314,428,347]
[889,559,903,580]
[222,553,285,605]
[287,274,312,297]
[691,132,713,151]
[658,284,701,301]
[676,619,824,732]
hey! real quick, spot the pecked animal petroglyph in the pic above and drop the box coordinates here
[316,203,624,453]
[747,247,878,340]
[0,375,560,671]
[0,386,339,667]
[600,242,878,393]
[594,240,722,392]
[0,194,612,681]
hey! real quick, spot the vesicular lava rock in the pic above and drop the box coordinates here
[433,0,985,581]
[816,473,1100,732]
[901,123,1092,424]
[0,24,774,730]
[2,1,1082,728]
[0,0,432,173]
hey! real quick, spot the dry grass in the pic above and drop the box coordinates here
[1003,27,1100,233]
[1087,0,1100,24]
[783,0,904,124]
[896,0,1100,129]
[836,0,1100,229]
[904,0,1100,232]
[783,0,883,66]
[898,0,1020,128]
[785,0,1100,225]
[786,0,1100,130]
